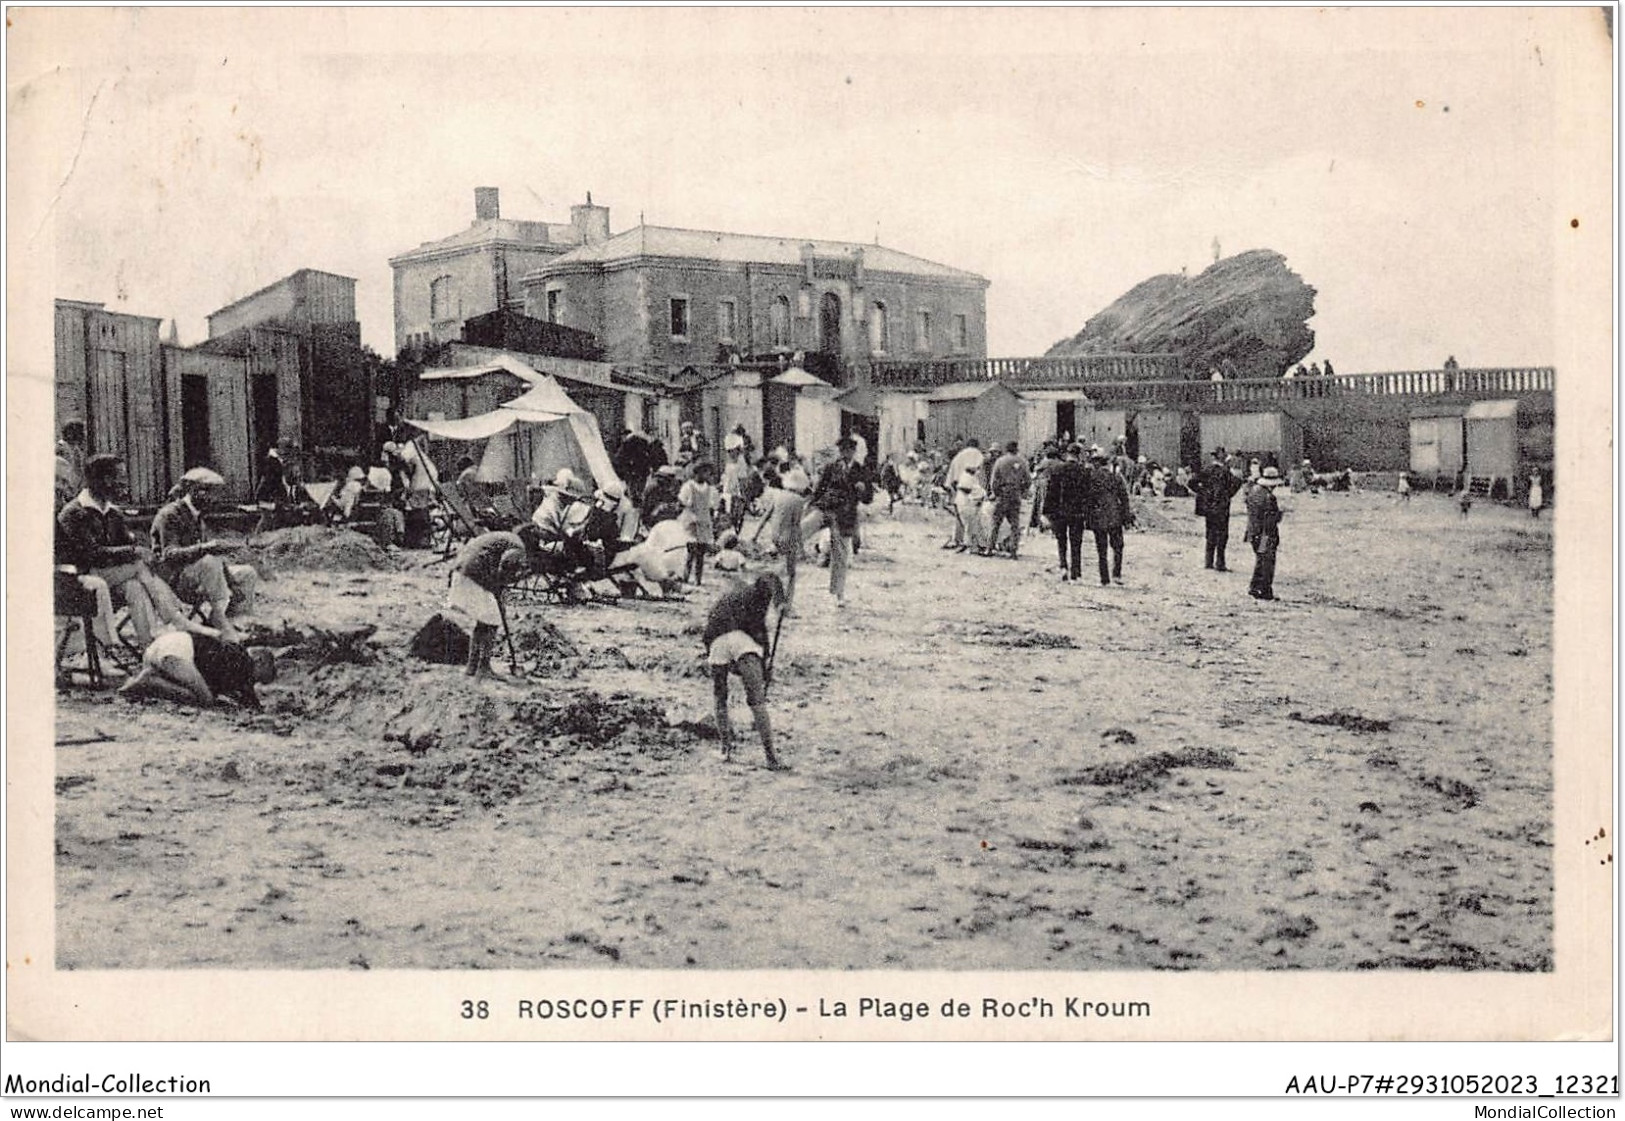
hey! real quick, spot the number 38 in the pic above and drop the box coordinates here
[461,999,489,1019]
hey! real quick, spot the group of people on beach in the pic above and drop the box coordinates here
[65,402,1543,778]
[916,432,1287,600]
[55,440,276,709]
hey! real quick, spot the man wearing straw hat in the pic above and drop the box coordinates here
[1243,465,1286,601]
[151,467,259,642]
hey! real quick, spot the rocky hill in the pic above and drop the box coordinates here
[1046,249,1316,379]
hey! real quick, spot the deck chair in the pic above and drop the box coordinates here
[489,490,526,527]
[412,437,494,559]
[429,487,491,558]
[509,539,648,606]
[506,480,534,518]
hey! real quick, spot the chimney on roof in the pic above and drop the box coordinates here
[571,193,611,245]
[475,187,501,222]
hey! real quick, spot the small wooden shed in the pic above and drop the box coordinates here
[1198,409,1304,470]
[1464,399,1519,489]
[1013,387,1093,453]
[1132,407,1193,468]
[162,346,254,502]
[763,367,839,458]
[1409,405,1467,484]
[924,381,1022,450]
[55,300,169,505]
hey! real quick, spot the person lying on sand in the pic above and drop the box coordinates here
[118,631,276,710]
[703,573,789,770]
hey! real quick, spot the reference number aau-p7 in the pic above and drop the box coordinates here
[1284,1073,1618,1096]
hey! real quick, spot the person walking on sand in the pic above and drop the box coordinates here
[801,436,869,608]
[704,573,789,770]
[1084,447,1132,586]
[984,441,1030,558]
[1244,466,1285,601]
[943,439,985,549]
[751,468,808,612]
[720,442,750,534]
[952,460,988,554]
[1194,448,1243,571]
[679,461,719,585]
[1043,442,1090,582]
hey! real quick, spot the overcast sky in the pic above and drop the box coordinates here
[8,7,1611,371]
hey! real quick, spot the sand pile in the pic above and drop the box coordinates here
[1057,746,1236,794]
[253,660,699,822]
[242,622,380,666]
[1130,496,1190,534]
[944,621,1077,649]
[239,526,398,573]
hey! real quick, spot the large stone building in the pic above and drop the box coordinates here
[389,188,611,353]
[519,223,990,386]
[389,188,990,380]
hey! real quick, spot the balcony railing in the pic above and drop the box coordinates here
[1080,367,1554,405]
[860,354,1179,388]
[857,359,1553,403]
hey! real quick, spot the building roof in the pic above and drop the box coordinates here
[1017,387,1094,402]
[770,367,835,389]
[418,353,545,384]
[926,380,1010,402]
[533,224,987,282]
[207,268,357,319]
[390,218,582,265]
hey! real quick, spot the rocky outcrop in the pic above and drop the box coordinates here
[1046,249,1316,379]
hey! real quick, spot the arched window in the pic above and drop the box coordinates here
[430,276,459,322]
[770,295,792,348]
[868,301,889,354]
[915,309,933,353]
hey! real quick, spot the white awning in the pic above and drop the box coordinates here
[406,411,527,440]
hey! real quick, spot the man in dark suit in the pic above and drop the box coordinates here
[1194,448,1243,571]
[802,436,871,607]
[1042,442,1090,582]
[1084,447,1131,586]
[1244,466,1285,600]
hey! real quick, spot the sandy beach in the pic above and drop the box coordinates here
[54,488,1552,971]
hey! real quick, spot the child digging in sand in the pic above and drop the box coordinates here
[703,573,789,770]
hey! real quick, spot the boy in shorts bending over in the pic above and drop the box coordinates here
[702,573,788,770]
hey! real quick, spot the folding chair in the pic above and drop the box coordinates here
[54,568,104,687]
